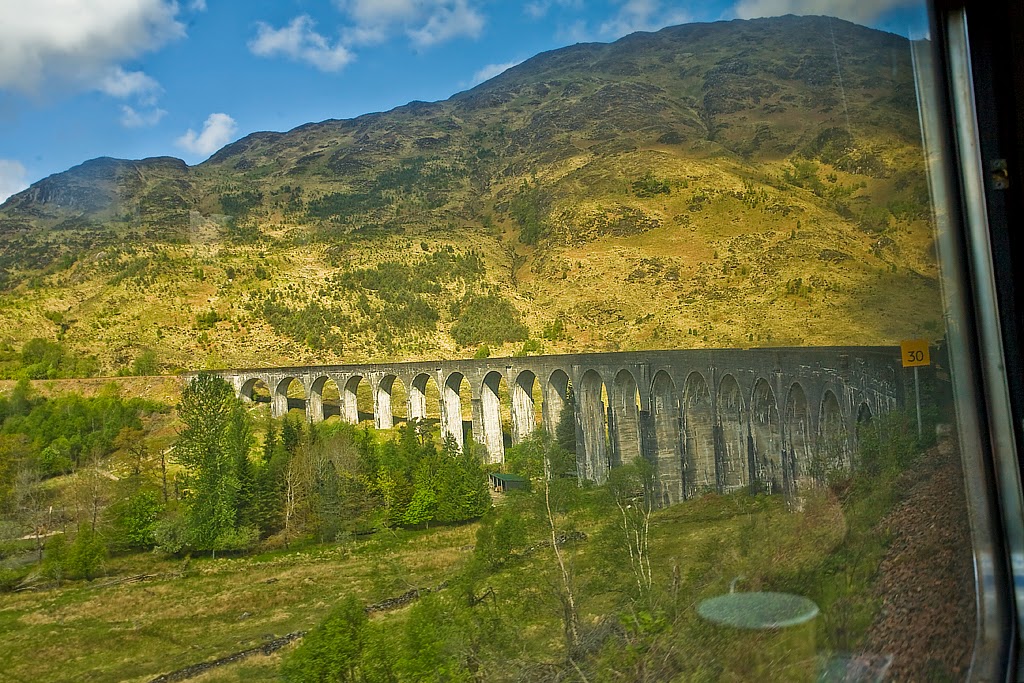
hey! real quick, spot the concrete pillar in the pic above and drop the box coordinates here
[441,373,464,449]
[479,373,505,464]
[651,371,683,505]
[510,372,536,445]
[578,370,608,484]
[543,371,570,436]
[342,376,360,424]
[271,377,289,419]
[409,375,428,422]
[307,388,323,424]
[716,374,748,493]
[610,373,642,467]
[375,376,394,430]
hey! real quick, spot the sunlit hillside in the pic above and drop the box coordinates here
[0,16,940,374]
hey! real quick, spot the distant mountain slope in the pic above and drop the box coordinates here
[0,16,941,373]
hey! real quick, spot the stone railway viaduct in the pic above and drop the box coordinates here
[195,347,904,506]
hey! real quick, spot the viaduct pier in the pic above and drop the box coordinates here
[193,347,904,506]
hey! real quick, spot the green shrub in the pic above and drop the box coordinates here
[450,294,527,347]
[281,594,368,682]
[67,528,105,580]
[109,489,162,551]
[632,171,671,197]
[41,533,68,584]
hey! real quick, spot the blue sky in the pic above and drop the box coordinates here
[0,0,929,201]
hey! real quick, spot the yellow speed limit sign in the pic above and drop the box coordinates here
[900,339,931,367]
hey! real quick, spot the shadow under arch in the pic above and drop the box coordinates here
[240,377,271,404]
[716,373,749,492]
[274,376,307,417]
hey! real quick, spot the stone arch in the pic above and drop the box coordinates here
[442,372,472,448]
[815,389,849,482]
[611,369,642,467]
[783,382,811,496]
[578,369,609,483]
[273,376,306,418]
[240,378,271,404]
[409,373,441,428]
[544,369,572,437]
[480,371,510,464]
[650,370,683,505]
[375,375,408,430]
[750,378,781,494]
[512,370,540,445]
[682,371,715,496]
[716,374,749,492]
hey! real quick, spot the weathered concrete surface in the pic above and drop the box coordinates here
[191,347,904,505]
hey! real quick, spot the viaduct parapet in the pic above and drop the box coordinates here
[190,347,904,506]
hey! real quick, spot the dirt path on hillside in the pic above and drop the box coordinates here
[860,433,976,681]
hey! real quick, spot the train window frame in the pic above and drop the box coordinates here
[920,0,1024,679]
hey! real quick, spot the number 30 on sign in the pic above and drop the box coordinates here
[900,339,931,367]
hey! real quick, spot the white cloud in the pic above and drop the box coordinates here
[250,16,355,72]
[120,105,167,128]
[176,113,238,157]
[0,0,184,95]
[472,60,522,84]
[0,160,29,204]
[190,0,207,10]
[599,0,692,38]
[337,0,485,48]
[733,0,920,24]
[98,67,162,103]
[407,0,485,47]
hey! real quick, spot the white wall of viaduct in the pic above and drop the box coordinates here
[196,347,905,506]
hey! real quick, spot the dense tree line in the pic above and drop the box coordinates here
[0,380,167,478]
[0,338,100,380]
[153,375,491,557]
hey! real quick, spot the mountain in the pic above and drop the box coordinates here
[0,16,941,374]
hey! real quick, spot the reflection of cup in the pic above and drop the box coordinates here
[697,592,819,682]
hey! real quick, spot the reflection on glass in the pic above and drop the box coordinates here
[0,3,985,682]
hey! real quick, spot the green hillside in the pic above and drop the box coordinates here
[0,16,940,374]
